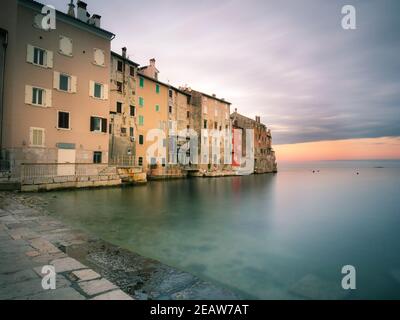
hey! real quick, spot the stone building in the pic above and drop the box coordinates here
[182,88,232,173]
[109,48,139,166]
[231,110,277,174]
[0,0,114,176]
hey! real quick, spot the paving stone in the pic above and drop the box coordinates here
[51,257,86,273]
[32,252,67,265]
[9,228,39,240]
[25,287,85,300]
[0,209,10,217]
[25,250,40,257]
[29,238,61,254]
[0,269,39,286]
[79,278,117,296]
[91,289,133,300]
[72,269,101,282]
[0,215,18,224]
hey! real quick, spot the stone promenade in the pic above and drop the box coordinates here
[0,192,132,300]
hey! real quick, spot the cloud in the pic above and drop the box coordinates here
[48,0,400,144]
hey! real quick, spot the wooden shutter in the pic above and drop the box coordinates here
[53,71,60,89]
[26,45,34,63]
[89,81,94,97]
[25,85,33,104]
[71,76,77,93]
[103,84,109,100]
[45,89,52,107]
[90,117,95,131]
[46,50,53,68]
[101,118,107,133]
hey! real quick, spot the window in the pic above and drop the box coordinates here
[169,90,173,98]
[25,86,51,107]
[59,74,71,91]
[187,111,190,119]
[130,66,135,77]
[94,83,103,98]
[138,157,143,166]
[32,87,44,106]
[116,81,122,93]
[214,122,218,130]
[138,115,144,126]
[130,105,135,117]
[150,158,157,165]
[27,45,53,68]
[139,97,144,107]
[139,135,144,145]
[89,81,108,100]
[117,60,123,72]
[121,127,127,135]
[204,120,207,129]
[90,117,107,133]
[155,105,159,112]
[93,151,102,164]
[156,84,160,94]
[130,127,134,137]
[116,102,122,114]
[34,47,45,66]
[169,106,172,114]
[58,111,70,129]
[93,48,105,66]
[139,77,144,88]
[30,127,45,147]
[59,36,72,56]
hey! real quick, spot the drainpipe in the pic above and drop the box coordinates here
[0,28,8,155]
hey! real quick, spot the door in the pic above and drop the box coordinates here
[57,149,76,176]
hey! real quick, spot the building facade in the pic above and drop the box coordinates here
[231,110,277,173]
[109,48,138,166]
[0,0,114,177]
[183,88,232,172]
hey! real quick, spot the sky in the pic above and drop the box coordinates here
[48,0,400,161]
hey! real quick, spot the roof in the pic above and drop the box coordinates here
[19,0,115,39]
[111,51,140,67]
[185,89,231,105]
[138,73,191,97]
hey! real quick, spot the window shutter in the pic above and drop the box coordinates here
[26,45,34,63]
[89,81,94,97]
[103,84,109,100]
[53,71,60,89]
[25,85,33,104]
[101,118,107,133]
[29,127,33,145]
[71,76,77,93]
[46,50,53,68]
[45,89,52,107]
[90,117,95,131]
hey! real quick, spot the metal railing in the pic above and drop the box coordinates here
[109,155,136,167]
[0,159,11,173]
[21,163,110,183]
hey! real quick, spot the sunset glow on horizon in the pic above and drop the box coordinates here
[274,136,400,163]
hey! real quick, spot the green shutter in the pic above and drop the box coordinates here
[139,97,144,107]
[156,84,160,93]
[155,105,159,112]
[139,77,144,88]
[139,115,144,126]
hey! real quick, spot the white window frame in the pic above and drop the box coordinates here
[29,127,45,147]
[25,85,52,108]
[91,116,106,133]
[27,44,53,69]
[57,110,71,130]
[89,81,108,100]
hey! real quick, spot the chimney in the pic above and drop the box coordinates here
[67,0,75,17]
[235,108,237,113]
[122,47,127,59]
[150,58,156,67]
[91,14,101,28]
[212,94,216,98]
[77,1,88,22]
[256,116,260,123]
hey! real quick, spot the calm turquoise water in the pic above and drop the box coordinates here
[43,161,400,299]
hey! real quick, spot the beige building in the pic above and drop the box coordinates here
[109,48,138,166]
[136,65,169,171]
[0,0,114,176]
[231,110,277,173]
